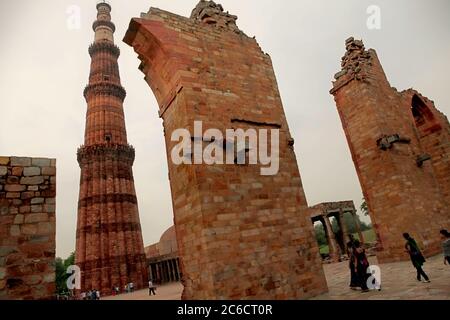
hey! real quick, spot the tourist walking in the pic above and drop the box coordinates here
[440,229,450,265]
[353,240,370,293]
[148,280,157,296]
[347,236,358,290]
[403,233,430,283]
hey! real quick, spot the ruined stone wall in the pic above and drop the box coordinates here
[330,38,449,262]
[124,1,327,299]
[0,156,56,300]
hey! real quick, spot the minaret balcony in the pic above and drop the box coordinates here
[88,41,120,57]
[92,20,116,33]
[83,82,126,102]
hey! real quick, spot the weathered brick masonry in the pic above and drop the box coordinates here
[331,38,450,262]
[0,156,56,300]
[124,1,328,299]
[75,3,148,294]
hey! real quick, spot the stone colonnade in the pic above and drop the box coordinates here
[310,201,365,262]
[149,257,181,284]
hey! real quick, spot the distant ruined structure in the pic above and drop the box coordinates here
[75,3,148,294]
[124,0,328,299]
[331,38,450,262]
[308,201,365,262]
[145,226,181,284]
[0,156,56,300]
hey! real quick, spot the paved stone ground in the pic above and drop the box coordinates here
[312,254,450,300]
[104,254,449,300]
[103,282,183,300]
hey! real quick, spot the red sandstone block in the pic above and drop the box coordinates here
[10,157,31,167]
[10,225,21,237]
[37,222,54,235]
[14,214,24,224]
[12,167,23,176]
[6,192,20,199]
[5,184,27,192]
[23,167,41,177]
[24,213,48,224]
[0,157,10,166]
[21,224,38,235]
[20,176,44,185]
[41,167,56,176]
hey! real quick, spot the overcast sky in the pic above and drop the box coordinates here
[0,0,449,258]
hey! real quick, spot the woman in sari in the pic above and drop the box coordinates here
[353,240,370,293]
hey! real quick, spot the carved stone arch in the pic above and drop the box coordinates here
[124,18,182,108]
[411,94,434,127]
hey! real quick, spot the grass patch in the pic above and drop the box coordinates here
[319,245,329,255]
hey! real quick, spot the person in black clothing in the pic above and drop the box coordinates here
[440,229,450,265]
[347,235,358,290]
[148,280,157,296]
[403,233,430,283]
[353,240,370,293]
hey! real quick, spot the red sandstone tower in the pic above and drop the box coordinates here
[75,2,148,294]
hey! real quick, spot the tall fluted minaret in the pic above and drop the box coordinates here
[75,2,148,294]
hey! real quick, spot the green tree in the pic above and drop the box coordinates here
[331,214,372,233]
[55,252,75,295]
[314,224,327,247]
[360,198,369,216]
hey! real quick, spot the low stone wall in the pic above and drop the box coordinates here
[0,156,56,300]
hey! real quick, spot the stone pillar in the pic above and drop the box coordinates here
[170,260,176,282]
[338,209,349,254]
[165,261,170,283]
[124,1,328,299]
[150,264,155,281]
[352,211,365,244]
[167,259,176,282]
[175,258,181,282]
[166,260,172,282]
[322,216,340,261]
[155,263,161,283]
[171,259,177,281]
[161,262,165,283]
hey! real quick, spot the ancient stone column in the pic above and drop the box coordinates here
[322,216,340,261]
[166,260,172,282]
[175,258,181,282]
[330,38,449,262]
[338,209,349,253]
[75,2,148,295]
[155,263,161,283]
[169,259,175,282]
[124,1,327,299]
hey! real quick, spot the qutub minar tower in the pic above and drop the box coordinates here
[75,2,148,294]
